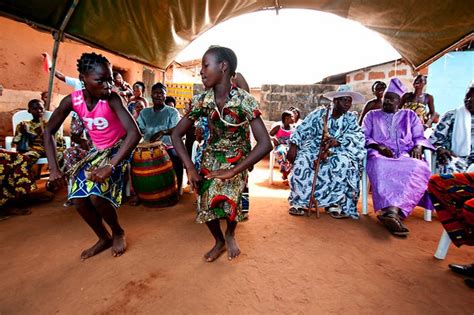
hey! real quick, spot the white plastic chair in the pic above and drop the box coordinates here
[434,229,451,260]
[4,110,71,165]
[268,149,277,184]
[428,151,454,260]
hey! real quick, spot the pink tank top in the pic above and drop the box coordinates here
[275,126,292,139]
[275,126,293,144]
[71,90,126,149]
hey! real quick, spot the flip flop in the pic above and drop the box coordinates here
[289,206,305,216]
[326,205,350,219]
[377,212,410,236]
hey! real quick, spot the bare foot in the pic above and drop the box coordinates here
[80,238,112,261]
[204,241,226,262]
[225,233,240,260]
[112,234,126,257]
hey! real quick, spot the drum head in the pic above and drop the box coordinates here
[137,141,164,149]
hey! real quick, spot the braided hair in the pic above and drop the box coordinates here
[371,81,387,92]
[205,46,237,77]
[76,52,110,75]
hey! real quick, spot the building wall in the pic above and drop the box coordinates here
[259,84,337,121]
[345,59,428,102]
[256,61,428,122]
[0,17,164,141]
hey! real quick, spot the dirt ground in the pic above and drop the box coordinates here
[1,161,474,314]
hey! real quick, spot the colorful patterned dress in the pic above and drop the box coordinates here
[402,93,429,124]
[188,87,260,223]
[63,114,92,171]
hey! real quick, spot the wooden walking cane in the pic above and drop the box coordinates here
[307,104,332,218]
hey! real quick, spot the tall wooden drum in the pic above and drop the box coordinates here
[131,141,179,207]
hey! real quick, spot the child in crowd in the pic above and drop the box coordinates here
[171,46,272,262]
[44,52,141,260]
[165,96,177,108]
[269,110,295,181]
[132,99,145,120]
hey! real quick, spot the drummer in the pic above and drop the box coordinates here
[137,82,183,192]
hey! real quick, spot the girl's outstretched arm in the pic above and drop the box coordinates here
[171,116,201,191]
[44,95,73,188]
[206,116,272,180]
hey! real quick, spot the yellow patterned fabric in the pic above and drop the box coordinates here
[402,102,428,123]
[0,149,36,207]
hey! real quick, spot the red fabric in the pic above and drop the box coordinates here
[428,173,474,247]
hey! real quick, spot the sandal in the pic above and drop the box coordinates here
[377,212,410,236]
[326,205,350,219]
[289,206,305,216]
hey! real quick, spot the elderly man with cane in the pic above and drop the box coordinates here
[287,86,365,219]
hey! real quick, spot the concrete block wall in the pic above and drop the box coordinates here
[345,59,422,94]
[260,84,344,121]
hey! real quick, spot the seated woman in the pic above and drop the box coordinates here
[269,110,294,180]
[358,80,386,125]
[0,149,35,216]
[400,74,435,128]
[429,82,474,173]
[12,99,65,175]
[363,78,434,236]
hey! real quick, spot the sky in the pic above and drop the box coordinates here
[175,9,401,87]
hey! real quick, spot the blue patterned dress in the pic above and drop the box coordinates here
[288,108,365,218]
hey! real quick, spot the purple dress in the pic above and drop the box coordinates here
[363,109,434,218]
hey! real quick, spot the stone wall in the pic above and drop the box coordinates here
[260,84,350,121]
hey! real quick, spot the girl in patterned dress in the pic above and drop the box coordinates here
[171,46,272,262]
[44,53,141,260]
[400,75,436,127]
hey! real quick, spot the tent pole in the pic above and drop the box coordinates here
[46,0,80,110]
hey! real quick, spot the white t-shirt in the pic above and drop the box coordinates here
[65,77,83,91]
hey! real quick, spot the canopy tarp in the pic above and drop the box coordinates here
[0,0,473,70]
